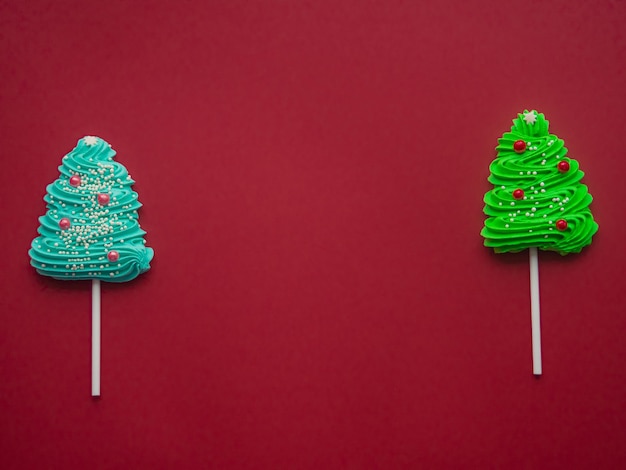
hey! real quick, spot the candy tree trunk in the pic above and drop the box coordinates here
[92,280,101,396]
[529,248,542,375]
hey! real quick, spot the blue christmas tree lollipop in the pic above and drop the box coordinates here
[29,136,154,395]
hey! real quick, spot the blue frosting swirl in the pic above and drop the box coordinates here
[29,136,154,282]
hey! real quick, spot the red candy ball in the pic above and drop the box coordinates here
[107,250,119,262]
[556,219,568,231]
[59,218,71,230]
[97,193,110,206]
[513,140,527,153]
[513,189,524,199]
[69,175,81,187]
[557,160,570,172]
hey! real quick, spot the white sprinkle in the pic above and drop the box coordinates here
[511,202,515,206]
[540,182,545,187]
[529,230,533,233]
[505,224,509,228]
[531,207,537,212]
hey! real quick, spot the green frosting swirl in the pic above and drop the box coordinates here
[29,136,154,282]
[481,111,598,254]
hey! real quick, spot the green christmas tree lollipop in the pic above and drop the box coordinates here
[29,136,154,395]
[481,110,598,374]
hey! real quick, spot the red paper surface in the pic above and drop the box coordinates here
[2,1,626,468]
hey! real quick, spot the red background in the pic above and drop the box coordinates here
[2,1,625,468]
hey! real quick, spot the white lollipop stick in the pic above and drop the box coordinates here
[92,279,101,396]
[529,248,542,375]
